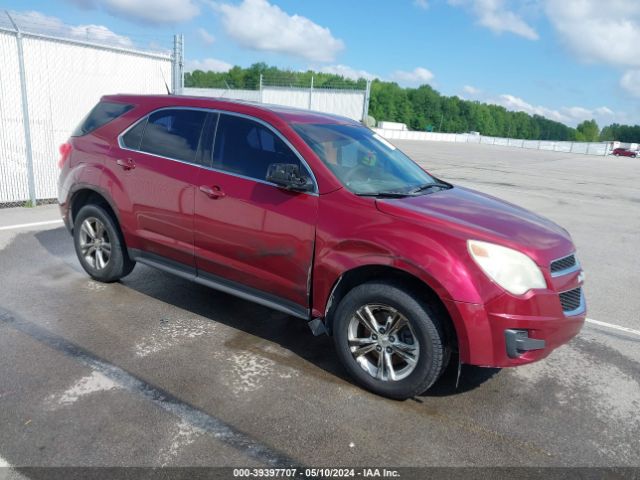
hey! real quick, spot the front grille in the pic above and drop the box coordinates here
[559,287,582,313]
[550,254,577,274]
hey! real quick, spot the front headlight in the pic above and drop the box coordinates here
[467,240,547,295]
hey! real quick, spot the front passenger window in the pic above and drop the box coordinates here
[213,114,303,181]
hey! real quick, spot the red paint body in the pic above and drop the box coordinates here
[58,94,585,368]
[612,147,638,158]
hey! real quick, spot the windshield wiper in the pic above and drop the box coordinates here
[408,182,451,194]
[356,191,414,198]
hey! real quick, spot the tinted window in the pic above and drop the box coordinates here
[213,114,302,181]
[121,118,146,150]
[140,109,207,163]
[72,101,133,136]
[195,113,218,167]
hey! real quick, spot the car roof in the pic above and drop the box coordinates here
[102,94,361,126]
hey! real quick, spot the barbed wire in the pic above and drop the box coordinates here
[0,10,173,54]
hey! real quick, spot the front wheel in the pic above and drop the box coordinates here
[332,281,448,399]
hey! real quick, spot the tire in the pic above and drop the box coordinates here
[332,281,447,400]
[73,204,135,282]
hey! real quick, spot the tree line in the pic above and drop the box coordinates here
[184,63,640,143]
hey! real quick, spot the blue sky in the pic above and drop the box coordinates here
[4,0,640,127]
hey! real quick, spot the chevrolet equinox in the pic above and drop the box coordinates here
[58,95,586,399]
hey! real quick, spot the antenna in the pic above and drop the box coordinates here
[160,66,171,95]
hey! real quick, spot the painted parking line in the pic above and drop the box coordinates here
[0,309,297,468]
[586,318,640,337]
[0,219,63,232]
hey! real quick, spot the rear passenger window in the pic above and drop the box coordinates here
[213,114,303,181]
[72,101,133,136]
[139,109,207,163]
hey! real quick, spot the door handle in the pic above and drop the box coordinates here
[199,185,225,199]
[116,158,135,170]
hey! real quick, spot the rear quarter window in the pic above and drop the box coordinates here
[120,118,147,150]
[72,101,133,137]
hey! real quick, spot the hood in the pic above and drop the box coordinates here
[375,186,573,264]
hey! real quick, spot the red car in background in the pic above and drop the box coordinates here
[612,147,638,157]
[58,95,586,399]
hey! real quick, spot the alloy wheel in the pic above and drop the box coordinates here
[347,304,420,381]
[79,217,111,270]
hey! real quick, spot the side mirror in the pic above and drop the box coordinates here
[266,163,314,192]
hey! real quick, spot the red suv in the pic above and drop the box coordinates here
[58,95,585,399]
[612,147,638,157]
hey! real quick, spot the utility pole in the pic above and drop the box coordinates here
[362,79,371,122]
[172,34,184,95]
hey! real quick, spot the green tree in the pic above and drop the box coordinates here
[576,120,600,142]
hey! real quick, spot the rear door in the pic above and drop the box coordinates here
[194,113,318,314]
[112,107,209,268]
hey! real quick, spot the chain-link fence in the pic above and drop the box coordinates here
[184,74,371,122]
[0,11,179,208]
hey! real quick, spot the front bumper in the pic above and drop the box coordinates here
[444,288,586,367]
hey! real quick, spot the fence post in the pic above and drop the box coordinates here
[259,73,263,103]
[172,34,184,94]
[308,75,313,110]
[362,79,371,122]
[6,11,37,207]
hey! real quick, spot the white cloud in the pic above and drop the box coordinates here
[490,93,618,126]
[212,0,344,62]
[544,0,640,68]
[69,0,199,25]
[563,106,593,121]
[621,70,640,98]
[595,106,615,116]
[186,57,233,72]
[413,0,429,10]
[463,85,481,95]
[390,67,434,86]
[9,11,132,47]
[494,94,567,122]
[196,27,215,45]
[318,65,377,81]
[68,24,133,47]
[541,0,640,100]
[448,0,538,40]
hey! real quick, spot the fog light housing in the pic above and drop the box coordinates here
[505,329,546,358]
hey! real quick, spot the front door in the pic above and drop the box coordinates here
[194,113,318,312]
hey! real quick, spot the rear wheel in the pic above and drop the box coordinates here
[333,281,447,399]
[73,204,134,282]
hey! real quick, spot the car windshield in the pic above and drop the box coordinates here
[293,123,443,196]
